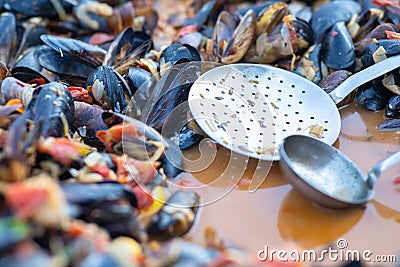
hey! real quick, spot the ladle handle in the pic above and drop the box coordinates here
[366,150,400,188]
[329,55,400,105]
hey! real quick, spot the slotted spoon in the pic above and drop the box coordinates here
[188,57,400,161]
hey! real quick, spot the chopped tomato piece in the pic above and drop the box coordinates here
[5,183,48,219]
[96,123,139,152]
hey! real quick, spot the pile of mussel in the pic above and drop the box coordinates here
[0,0,400,266]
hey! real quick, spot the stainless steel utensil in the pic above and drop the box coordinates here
[279,135,400,208]
[189,57,400,160]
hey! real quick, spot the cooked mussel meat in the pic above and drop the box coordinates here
[245,14,313,64]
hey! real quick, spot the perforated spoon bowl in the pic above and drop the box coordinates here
[188,56,400,161]
[279,135,400,208]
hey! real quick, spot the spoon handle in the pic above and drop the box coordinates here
[366,150,400,188]
[329,55,400,105]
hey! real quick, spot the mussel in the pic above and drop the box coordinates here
[310,0,361,42]
[356,79,395,111]
[40,34,106,68]
[86,66,130,113]
[147,190,199,241]
[321,22,356,70]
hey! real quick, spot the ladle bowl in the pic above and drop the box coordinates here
[279,135,400,208]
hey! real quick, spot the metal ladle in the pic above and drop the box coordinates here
[279,135,400,208]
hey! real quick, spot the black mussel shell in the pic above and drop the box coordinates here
[159,44,201,68]
[28,82,74,137]
[103,27,153,67]
[12,48,50,83]
[356,79,394,111]
[72,102,108,150]
[311,0,361,42]
[293,18,313,46]
[296,6,312,23]
[86,66,128,113]
[61,181,142,240]
[237,2,273,16]
[34,46,94,86]
[179,124,202,150]
[160,138,183,178]
[147,190,199,241]
[126,67,155,99]
[386,95,400,118]
[378,118,400,131]
[361,42,379,67]
[145,83,191,132]
[321,22,356,70]
[40,34,106,68]
[142,60,201,133]
[46,21,81,37]
[362,39,400,67]
[319,70,353,94]
[353,9,381,42]
[377,39,400,55]
[295,43,322,84]
[183,0,216,27]
[0,12,17,67]
[8,82,74,142]
[5,0,73,18]
[61,181,137,208]
[355,23,398,57]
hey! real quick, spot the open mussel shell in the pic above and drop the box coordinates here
[72,102,108,150]
[12,48,51,83]
[34,46,94,86]
[217,10,256,64]
[355,23,398,56]
[103,27,153,68]
[146,190,199,241]
[86,66,129,112]
[40,34,106,68]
